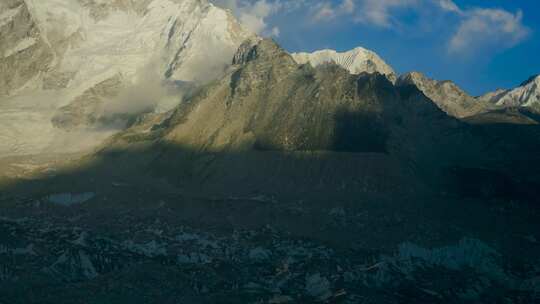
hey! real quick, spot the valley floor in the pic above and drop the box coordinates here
[0,153,539,304]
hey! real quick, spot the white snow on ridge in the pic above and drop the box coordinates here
[23,0,251,87]
[292,47,396,81]
[494,75,540,108]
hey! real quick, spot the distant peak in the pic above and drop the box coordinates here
[291,46,396,82]
[519,74,540,87]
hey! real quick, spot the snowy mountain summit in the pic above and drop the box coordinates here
[292,47,397,82]
[1,0,251,96]
[488,75,540,112]
[0,0,252,155]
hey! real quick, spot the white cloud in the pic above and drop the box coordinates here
[313,3,338,21]
[308,0,530,56]
[212,0,283,36]
[312,0,356,22]
[341,0,355,13]
[213,0,531,57]
[353,0,418,28]
[449,8,530,55]
[270,26,280,37]
[438,0,461,14]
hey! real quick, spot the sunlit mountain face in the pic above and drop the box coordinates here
[1,1,539,303]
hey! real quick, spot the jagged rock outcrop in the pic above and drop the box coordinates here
[292,47,397,83]
[396,72,487,118]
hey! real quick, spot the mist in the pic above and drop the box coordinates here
[100,40,238,123]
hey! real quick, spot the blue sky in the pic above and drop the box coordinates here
[213,0,540,96]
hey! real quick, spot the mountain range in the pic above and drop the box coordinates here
[1,0,539,157]
[1,1,540,303]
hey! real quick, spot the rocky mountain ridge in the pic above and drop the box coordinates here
[396,71,489,118]
[1,0,539,158]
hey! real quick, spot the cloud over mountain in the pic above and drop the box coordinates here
[236,0,530,57]
[449,7,530,55]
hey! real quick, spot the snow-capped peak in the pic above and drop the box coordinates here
[0,0,253,156]
[21,0,251,86]
[490,75,540,111]
[291,47,396,82]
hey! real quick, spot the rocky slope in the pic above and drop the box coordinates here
[94,38,492,199]
[292,47,397,82]
[83,38,540,203]
[397,72,488,118]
